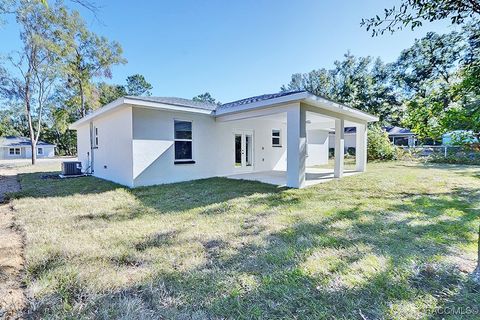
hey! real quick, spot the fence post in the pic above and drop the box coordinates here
[444,146,447,157]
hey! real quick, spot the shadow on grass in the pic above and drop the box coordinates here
[13,167,480,319]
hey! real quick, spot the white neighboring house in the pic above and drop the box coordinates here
[0,136,56,160]
[70,90,378,188]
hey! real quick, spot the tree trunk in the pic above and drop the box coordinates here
[30,139,37,165]
[24,79,37,166]
[79,80,86,117]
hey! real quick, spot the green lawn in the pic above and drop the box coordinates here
[11,161,480,319]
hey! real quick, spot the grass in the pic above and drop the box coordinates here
[9,161,480,319]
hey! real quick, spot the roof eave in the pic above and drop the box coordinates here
[303,94,379,122]
[69,97,214,130]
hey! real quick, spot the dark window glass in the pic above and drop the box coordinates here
[175,141,192,160]
[272,130,280,137]
[174,121,192,139]
[272,137,281,146]
[235,134,241,166]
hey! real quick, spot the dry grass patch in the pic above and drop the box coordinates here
[7,161,480,319]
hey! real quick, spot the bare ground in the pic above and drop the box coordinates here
[0,167,24,320]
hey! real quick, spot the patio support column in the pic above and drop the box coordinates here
[334,119,345,178]
[355,123,367,172]
[287,104,306,188]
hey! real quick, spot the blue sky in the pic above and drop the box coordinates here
[1,0,456,103]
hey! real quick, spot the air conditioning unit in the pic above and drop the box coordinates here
[62,161,82,176]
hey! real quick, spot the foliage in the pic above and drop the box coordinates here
[61,9,126,117]
[367,125,399,160]
[361,0,480,36]
[96,82,126,106]
[125,74,152,96]
[192,92,219,104]
[282,53,402,125]
[0,2,71,164]
[429,152,480,165]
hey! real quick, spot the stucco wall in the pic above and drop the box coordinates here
[75,106,332,187]
[306,130,329,166]
[76,106,133,187]
[132,108,218,187]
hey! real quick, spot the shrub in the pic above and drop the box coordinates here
[367,125,399,161]
[429,152,480,165]
[347,147,356,156]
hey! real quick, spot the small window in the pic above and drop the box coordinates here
[9,148,20,155]
[94,127,99,147]
[272,129,281,147]
[37,147,43,155]
[174,120,193,162]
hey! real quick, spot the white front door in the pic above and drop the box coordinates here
[234,130,254,170]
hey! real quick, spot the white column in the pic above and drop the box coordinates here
[287,105,307,188]
[355,123,367,172]
[334,119,345,178]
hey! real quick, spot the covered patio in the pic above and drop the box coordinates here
[227,167,361,187]
[216,92,378,188]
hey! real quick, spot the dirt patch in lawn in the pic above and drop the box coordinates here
[0,168,25,320]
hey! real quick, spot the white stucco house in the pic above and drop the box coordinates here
[0,136,56,160]
[70,90,378,188]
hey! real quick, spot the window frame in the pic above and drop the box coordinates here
[37,147,43,155]
[93,126,99,148]
[272,129,282,147]
[173,119,194,164]
[8,147,20,156]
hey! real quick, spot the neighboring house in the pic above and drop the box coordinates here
[384,126,416,147]
[442,130,479,145]
[0,136,56,160]
[70,90,378,188]
[328,127,357,152]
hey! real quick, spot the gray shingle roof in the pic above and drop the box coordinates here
[0,136,55,147]
[383,126,414,135]
[126,96,218,111]
[217,90,306,112]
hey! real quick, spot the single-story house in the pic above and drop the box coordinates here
[328,127,357,153]
[70,90,378,188]
[0,136,56,160]
[384,126,416,147]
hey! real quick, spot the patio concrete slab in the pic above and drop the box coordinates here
[226,167,360,187]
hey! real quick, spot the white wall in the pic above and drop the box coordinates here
[76,124,91,171]
[132,108,218,186]
[215,118,288,175]
[76,106,133,187]
[75,106,332,187]
[306,130,329,166]
[131,109,290,187]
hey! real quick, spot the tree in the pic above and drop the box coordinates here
[62,12,126,117]
[126,74,152,96]
[393,31,464,97]
[96,82,126,105]
[0,2,66,164]
[282,53,402,125]
[361,0,480,36]
[192,92,219,104]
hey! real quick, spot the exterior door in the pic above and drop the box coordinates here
[234,130,254,170]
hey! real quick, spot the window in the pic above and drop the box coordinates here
[174,120,193,162]
[94,127,99,147]
[37,147,43,155]
[272,129,281,147]
[9,148,20,155]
